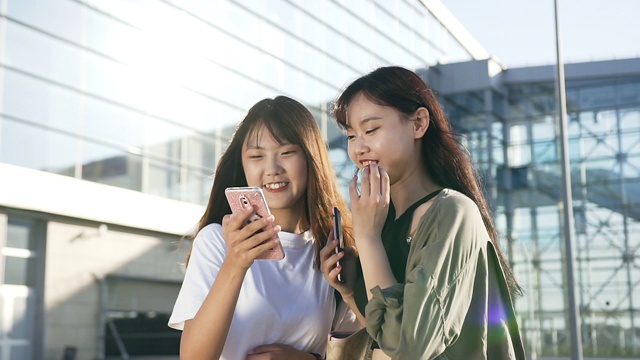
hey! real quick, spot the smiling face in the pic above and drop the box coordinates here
[242,123,308,213]
[345,92,422,184]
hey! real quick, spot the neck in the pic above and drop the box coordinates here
[270,203,309,234]
[390,165,441,218]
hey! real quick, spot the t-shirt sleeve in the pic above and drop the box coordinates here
[364,194,486,359]
[168,224,227,330]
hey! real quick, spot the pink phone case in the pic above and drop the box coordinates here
[225,187,285,260]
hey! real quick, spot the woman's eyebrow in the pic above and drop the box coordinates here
[350,117,382,128]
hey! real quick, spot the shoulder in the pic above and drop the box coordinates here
[195,223,223,240]
[192,223,225,253]
[434,189,482,221]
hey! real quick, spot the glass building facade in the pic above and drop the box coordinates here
[0,0,481,358]
[420,58,640,357]
[0,0,477,206]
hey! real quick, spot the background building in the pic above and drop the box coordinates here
[1,0,639,359]
[426,58,640,358]
[0,0,484,358]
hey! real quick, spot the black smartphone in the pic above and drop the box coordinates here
[333,206,345,283]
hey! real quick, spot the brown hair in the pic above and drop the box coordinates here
[190,96,353,269]
[333,66,520,296]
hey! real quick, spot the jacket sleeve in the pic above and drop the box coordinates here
[365,194,487,359]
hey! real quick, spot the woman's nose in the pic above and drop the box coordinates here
[352,136,368,156]
[265,157,283,176]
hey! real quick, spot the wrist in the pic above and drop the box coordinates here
[219,260,250,278]
[339,290,355,301]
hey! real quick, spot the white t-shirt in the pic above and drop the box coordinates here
[169,223,335,359]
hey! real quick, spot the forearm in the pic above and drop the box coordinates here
[180,262,246,359]
[357,238,396,298]
[340,293,367,326]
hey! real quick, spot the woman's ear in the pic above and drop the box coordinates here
[413,107,430,139]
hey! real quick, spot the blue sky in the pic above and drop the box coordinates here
[439,0,640,68]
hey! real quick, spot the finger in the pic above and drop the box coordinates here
[322,247,344,275]
[349,172,360,203]
[245,353,267,360]
[239,214,275,239]
[320,234,337,259]
[222,212,246,233]
[231,223,280,256]
[221,214,233,229]
[369,161,381,197]
[360,164,370,197]
[379,166,391,204]
[248,344,275,354]
[327,260,344,281]
[247,229,281,257]
[226,205,256,231]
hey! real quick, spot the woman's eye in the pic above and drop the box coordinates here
[346,134,355,141]
[365,127,379,135]
[248,154,263,159]
[282,150,296,155]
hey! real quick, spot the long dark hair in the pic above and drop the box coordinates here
[333,66,520,296]
[190,96,353,269]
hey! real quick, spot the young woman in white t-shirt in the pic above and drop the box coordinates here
[168,96,354,360]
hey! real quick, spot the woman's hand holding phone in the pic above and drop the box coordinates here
[225,187,285,260]
[221,207,281,271]
[320,230,355,298]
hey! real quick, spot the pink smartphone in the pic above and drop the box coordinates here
[225,186,285,260]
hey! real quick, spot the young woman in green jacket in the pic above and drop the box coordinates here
[321,66,526,360]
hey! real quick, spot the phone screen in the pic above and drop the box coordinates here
[333,207,345,283]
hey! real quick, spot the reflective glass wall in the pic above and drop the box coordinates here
[434,61,640,358]
[0,0,474,206]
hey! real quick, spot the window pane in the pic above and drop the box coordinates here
[5,257,30,285]
[1,117,77,176]
[7,220,31,249]
[148,161,180,200]
[82,142,142,191]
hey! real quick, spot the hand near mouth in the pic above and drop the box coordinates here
[349,161,390,243]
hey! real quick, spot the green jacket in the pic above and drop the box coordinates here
[365,189,525,359]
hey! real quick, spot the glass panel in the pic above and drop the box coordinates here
[7,293,36,339]
[147,160,181,200]
[2,70,82,135]
[7,220,31,249]
[4,257,30,285]
[10,346,34,360]
[186,171,213,206]
[85,6,144,63]
[83,98,146,152]
[4,21,84,89]
[0,117,77,176]
[579,85,616,109]
[81,142,142,191]
[185,136,217,171]
[7,0,84,43]
[620,107,640,132]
